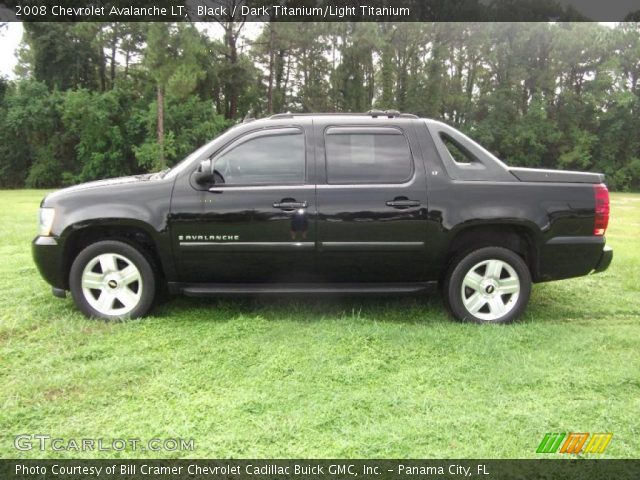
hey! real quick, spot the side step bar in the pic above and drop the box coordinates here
[169,282,437,297]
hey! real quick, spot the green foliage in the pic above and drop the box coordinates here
[2,22,640,189]
[144,23,207,98]
[21,23,103,90]
[0,81,68,188]
[61,88,141,182]
[0,80,228,186]
[625,158,640,191]
[134,95,229,171]
[134,133,176,172]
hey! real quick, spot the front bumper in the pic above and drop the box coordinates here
[32,235,66,290]
[593,245,613,273]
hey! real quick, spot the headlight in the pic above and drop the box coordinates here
[38,208,55,236]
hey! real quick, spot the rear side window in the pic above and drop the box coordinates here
[324,128,413,184]
[440,133,479,165]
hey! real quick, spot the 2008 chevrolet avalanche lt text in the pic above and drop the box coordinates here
[32,111,613,323]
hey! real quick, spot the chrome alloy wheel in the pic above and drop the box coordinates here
[81,253,143,316]
[460,258,520,321]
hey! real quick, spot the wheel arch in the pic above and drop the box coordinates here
[60,221,165,289]
[442,222,541,282]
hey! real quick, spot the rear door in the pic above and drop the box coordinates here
[315,120,429,282]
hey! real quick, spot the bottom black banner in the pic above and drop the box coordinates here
[2,459,640,480]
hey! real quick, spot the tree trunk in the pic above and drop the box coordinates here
[266,23,275,114]
[380,43,394,108]
[98,48,107,91]
[157,84,165,170]
[124,51,130,79]
[225,24,239,120]
[366,53,374,108]
[274,49,286,112]
[109,28,117,88]
[283,54,291,108]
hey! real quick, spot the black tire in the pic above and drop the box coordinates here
[69,240,156,320]
[444,246,531,324]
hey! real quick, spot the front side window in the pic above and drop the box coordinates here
[325,129,413,184]
[214,130,305,185]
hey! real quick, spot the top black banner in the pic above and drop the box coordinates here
[1,0,640,22]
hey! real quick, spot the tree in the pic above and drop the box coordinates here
[143,23,206,169]
[20,23,102,90]
[3,21,640,190]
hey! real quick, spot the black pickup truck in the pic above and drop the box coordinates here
[32,111,612,323]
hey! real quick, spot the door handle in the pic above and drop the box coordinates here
[273,201,308,210]
[386,199,421,208]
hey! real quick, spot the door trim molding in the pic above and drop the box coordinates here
[179,241,315,251]
[320,241,425,251]
[208,184,315,192]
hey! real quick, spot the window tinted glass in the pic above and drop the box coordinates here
[214,131,305,185]
[325,131,412,184]
[441,134,477,165]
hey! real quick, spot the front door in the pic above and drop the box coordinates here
[315,123,429,282]
[171,126,316,283]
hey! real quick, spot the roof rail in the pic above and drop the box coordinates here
[269,111,295,119]
[242,112,256,123]
[269,111,419,120]
[367,109,418,119]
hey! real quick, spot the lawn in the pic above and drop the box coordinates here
[0,189,638,459]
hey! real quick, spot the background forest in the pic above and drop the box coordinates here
[1,21,639,190]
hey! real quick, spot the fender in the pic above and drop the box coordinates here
[45,176,176,282]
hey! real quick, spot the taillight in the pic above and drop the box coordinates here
[593,184,609,236]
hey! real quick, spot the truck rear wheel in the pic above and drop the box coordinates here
[69,240,156,320]
[444,246,531,324]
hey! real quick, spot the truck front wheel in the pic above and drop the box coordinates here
[69,240,156,320]
[445,246,531,324]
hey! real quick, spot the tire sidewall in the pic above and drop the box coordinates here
[69,240,156,320]
[446,246,532,324]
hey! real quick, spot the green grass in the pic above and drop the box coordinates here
[0,189,638,459]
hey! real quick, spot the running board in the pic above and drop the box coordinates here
[169,282,437,297]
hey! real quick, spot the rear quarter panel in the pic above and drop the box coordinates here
[415,120,599,281]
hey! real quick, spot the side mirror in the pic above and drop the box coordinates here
[193,159,214,185]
